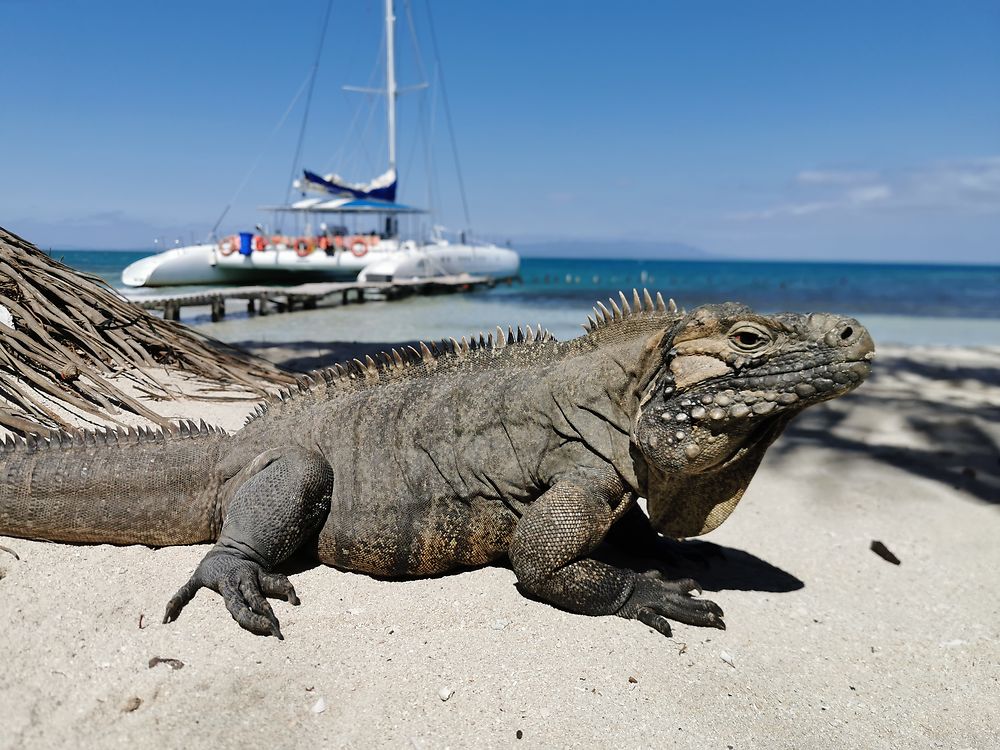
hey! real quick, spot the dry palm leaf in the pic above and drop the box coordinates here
[0,226,294,435]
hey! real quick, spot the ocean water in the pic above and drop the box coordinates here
[50,250,1000,347]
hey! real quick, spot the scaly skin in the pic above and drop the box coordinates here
[0,292,874,639]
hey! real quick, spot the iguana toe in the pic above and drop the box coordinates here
[636,607,674,637]
[259,571,300,605]
[163,580,198,625]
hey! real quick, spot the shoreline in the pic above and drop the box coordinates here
[161,294,1000,349]
[38,249,1000,348]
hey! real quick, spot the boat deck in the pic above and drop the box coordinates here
[122,274,499,322]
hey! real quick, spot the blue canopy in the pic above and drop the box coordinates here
[267,196,423,214]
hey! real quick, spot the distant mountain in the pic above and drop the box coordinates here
[514,239,713,260]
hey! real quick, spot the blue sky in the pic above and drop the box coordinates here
[1,0,998,262]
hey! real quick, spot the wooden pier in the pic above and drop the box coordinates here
[122,274,499,322]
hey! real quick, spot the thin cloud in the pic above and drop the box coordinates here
[796,169,879,186]
[728,201,834,221]
[731,157,999,221]
[902,156,1000,212]
[846,185,892,203]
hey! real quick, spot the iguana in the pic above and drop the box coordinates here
[0,292,874,638]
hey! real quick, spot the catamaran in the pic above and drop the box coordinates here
[121,0,518,288]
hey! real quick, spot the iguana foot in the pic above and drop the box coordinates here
[163,550,299,639]
[617,571,725,637]
[161,447,332,638]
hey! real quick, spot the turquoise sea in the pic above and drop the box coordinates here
[52,250,1000,347]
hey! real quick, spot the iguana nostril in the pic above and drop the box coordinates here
[825,320,866,348]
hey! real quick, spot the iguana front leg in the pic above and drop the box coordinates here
[509,472,724,636]
[163,447,333,638]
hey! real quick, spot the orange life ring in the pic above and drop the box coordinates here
[350,239,369,257]
[295,238,314,257]
[218,235,238,256]
[253,235,267,252]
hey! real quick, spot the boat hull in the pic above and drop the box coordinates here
[122,240,519,288]
[358,242,520,282]
[121,240,407,287]
[121,245,246,287]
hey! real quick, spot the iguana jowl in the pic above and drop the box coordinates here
[0,292,874,638]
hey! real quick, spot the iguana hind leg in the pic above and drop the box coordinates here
[509,474,724,637]
[163,447,333,638]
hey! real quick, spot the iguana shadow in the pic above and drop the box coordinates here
[594,537,804,594]
[281,536,803,594]
[236,339,421,374]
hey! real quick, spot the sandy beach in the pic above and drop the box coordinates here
[5,0,997,743]
[1,342,998,749]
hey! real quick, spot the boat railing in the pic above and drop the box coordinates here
[214,232,397,260]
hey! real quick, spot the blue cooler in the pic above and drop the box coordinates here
[239,232,253,256]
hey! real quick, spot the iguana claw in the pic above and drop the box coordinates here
[617,571,725,636]
[163,550,298,639]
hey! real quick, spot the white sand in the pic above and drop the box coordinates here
[1,345,998,749]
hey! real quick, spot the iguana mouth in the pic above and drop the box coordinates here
[712,347,874,468]
[712,413,792,473]
[779,359,871,393]
[766,354,873,377]
[691,356,873,396]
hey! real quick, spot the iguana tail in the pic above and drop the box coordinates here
[0,422,228,546]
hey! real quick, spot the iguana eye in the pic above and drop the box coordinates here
[729,325,770,351]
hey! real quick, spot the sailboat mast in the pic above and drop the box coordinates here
[385,0,397,170]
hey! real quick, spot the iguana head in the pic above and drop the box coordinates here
[633,302,874,537]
